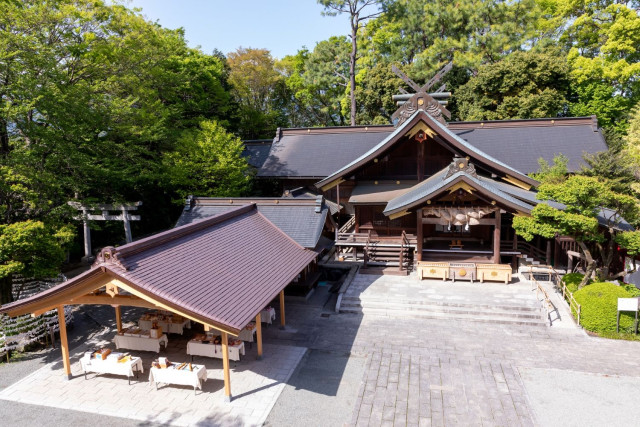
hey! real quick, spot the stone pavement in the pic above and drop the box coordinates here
[0,321,305,426]
[262,273,640,427]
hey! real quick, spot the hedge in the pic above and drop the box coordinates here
[561,273,591,293]
[574,282,639,334]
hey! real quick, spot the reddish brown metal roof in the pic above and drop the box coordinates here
[0,204,317,335]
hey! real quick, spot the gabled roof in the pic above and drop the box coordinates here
[176,196,330,249]
[257,116,606,178]
[383,165,534,216]
[0,205,317,334]
[315,111,538,190]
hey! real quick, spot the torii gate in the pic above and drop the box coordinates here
[68,201,142,263]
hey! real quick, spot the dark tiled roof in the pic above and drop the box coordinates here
[243,140,273,168]
[384,168,534,215]
[257,116,606,178]
[317,111,537,189]
[0,205,317,334]
[176,197,329,249]
[284,187,341,214]
[453,124,606,174]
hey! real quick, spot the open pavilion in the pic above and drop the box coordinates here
[0,203,318,402]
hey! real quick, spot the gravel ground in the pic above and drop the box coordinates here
[0,305,157,427]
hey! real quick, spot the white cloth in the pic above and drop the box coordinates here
[138,319,191,335]
[114,334,168,353]
[149,364,207,390]
[237,324,257,342]
[186,340,245,361]
[81,356,144,377]
[260,308,276,324]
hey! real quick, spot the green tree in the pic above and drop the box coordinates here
[513,175,639,287]
[456,50,571,120]
[0,221,74,303]
[227,47,287,138]
[165,121,251,199]
[318,0,383,126]
[531,154,569,185]
[624,105,640,177]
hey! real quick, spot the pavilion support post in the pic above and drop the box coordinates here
[255,313,263,360]
[493,210,501,264]
[416,209,423,262]
[512,229,518,270]
[57,306,72,381]
[279,290,286,329]
[114,306,122,333]
[546,240,552,266]
[221,332,232,402]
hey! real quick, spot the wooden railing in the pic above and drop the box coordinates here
[526,265,555,325]
[338,215,356,234]
[528,265,582,326]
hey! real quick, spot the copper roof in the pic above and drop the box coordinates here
[0,204,317,335]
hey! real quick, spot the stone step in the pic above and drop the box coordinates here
[340,295,540,312]
[340,300,543,319]
[340,306,547,327]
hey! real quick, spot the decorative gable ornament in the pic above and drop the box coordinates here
[445,157,477,179]
[392,91,451,127]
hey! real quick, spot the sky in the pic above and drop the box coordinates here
[124,0,351,59]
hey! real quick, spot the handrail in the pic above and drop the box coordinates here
[527,265,555,325]
[339,215,356,234]
[528,265,582,326]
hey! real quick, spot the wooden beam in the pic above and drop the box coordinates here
[255,313,263,360]
[110,279,239,336]
[57,306,72,380]
[493,210,501,264]
[416,209,423,262]
[279,290,286,329]
[422,218,497,225]
[70,294,157,309]
[114,305,122,333]
[221,332,232,402]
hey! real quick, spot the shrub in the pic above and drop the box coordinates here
[622,283,640,297]
[574,282,638,333]
[562,273,590,293]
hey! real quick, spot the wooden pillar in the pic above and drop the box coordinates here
[57,306,72,380]
[493,210,501,264]
[512,229,518,269]
[255,313,263,360]
[114,306,122,333]
[221,332,232,402]
[417,140,425,181]
[554,238,560,268]
[416,209,423,262]
[279,290,286,329]
[546,240,552,266]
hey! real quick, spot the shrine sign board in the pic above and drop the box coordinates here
[617,297,640,333]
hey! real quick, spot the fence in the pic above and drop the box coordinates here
[527,265,581,326]
[1,275,72,360]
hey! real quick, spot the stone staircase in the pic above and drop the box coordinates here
[340,274,547,327]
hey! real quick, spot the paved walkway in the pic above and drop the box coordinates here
[262,273,640,427]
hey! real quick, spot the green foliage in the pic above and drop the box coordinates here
[164,121,251,199]
[0,221,74,280]
[531,154,569,185]
[456,50,571,121]
[615,231,640,257]
[624,105,640,175]
[574,282,639,334]
[562,273,590,293]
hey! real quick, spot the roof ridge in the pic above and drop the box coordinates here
[117,204,255,258]
[194,197,318,206]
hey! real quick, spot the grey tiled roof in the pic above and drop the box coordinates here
[257,117,606,178]
[384,169,534,215]
[242,141,272,168]
[454,125,606,175]
[176,197,329,249]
